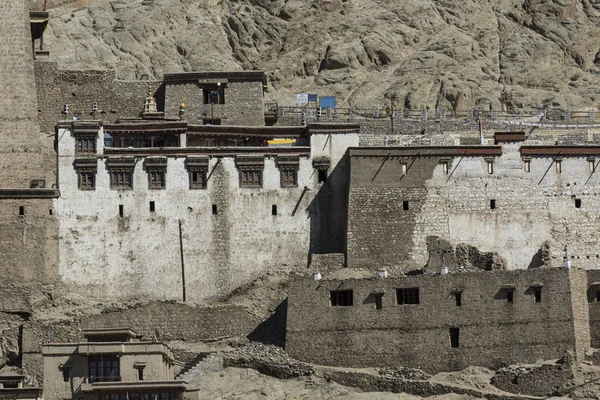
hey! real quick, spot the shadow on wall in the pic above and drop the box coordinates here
[306,153,351,263]
[247,298,287,348]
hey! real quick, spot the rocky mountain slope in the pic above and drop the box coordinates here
[34,0,600,111]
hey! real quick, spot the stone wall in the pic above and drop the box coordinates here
[163,78,265,126]
[587,270,600,348]
[35,61,161,138]
[346,144,600,272]
[0,198,58,283]
[0,0,51,187]
[286,268,589,373]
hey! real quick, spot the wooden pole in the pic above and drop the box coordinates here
[178,219,186,302]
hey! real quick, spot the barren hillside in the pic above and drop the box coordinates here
[32,0,600,111]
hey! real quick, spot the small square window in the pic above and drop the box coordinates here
[110,171,133,189]
[487,161,494,174]
[240,169,262,188]
[397,288,419,305]
[330,290,353,306]
[149,201,155,212]
[403,200,409,211]
[212,204,218,215]
[203,86,225,104]
[190,170,207,189]
[523,160,531,173]
[78,171,95,190]
[589,159,596,173]
[400,163,407,175]
[148,170,165,189]
[19,206,24,216]
[575,198,582,208]
[272,205,277,216]
[75,137,96,155]
[490,199,496,209]
[556,160,562,174]
[280,168,298,187]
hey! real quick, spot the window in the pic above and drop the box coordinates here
[203,118,221,125]
[506,290,514,303]
[449,327,460,348]
[442,161,449,175]
[272,205,277,216]
[454,292,462,307]
[575,198,582,208]
[88,355,120,383]
[317,169,328,184]
[62,367,71,382]
[19,206,24,216]
[532,286,542,303]
[212,204,218,215]
[119,205,124,218]
[523,159,531,173]
[78,170,95,190]
[149,201,155,212]
[490,199,496,209]
[240,169,262,188]
[589,158,596,173]
[110,171,132,189]
[203,86,225,104]
[280,168,298,187]
[400,163,407,175]
[486,160,494,174]
[375,294,383,310]
[556,160,562,174]
[403,200,409,211]
[138,368,144,381]
[189,170,207,189]
[330,290,353,306]
[397,288,419,305]
[75,137,96,154]
[148,170,165,189]
[596,291,600,302]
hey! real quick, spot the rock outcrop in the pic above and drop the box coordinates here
[30,0,600,111]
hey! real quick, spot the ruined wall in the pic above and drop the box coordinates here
[347,144,600,271]
[164,80,265,126]
[286,268,588,373]
[56,126,357,301]
[0,0,51,187]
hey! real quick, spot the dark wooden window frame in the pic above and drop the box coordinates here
[330,290,353,307]
[397,287,420,305]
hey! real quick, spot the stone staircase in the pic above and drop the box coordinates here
[176,352,222,383]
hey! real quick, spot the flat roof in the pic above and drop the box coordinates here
[348,146,503,157]
[82,327,138,339]
[164,71,266,84]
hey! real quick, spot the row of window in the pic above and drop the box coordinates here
[100,393,181,400]
[436,158,596,176]
[75,168,321,190]
[330,286,541,308]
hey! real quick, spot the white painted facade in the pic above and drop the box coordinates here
[56,124,359,301]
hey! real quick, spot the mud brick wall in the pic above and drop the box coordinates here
[346,144,600,272]
[0,198,58,282]
[287,268,588,373]
[0,0,51,187]
[35,61,161,137]
[164,80,265,126]
[587,270,600,348]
